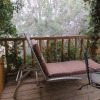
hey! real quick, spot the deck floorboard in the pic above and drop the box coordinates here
[1,76,100,100]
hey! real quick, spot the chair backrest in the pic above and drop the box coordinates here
[83,47,90,84]
[24,34,49,78]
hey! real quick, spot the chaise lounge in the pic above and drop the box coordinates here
[13,34,100,98]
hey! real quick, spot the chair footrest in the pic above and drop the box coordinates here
[47,76,82,82]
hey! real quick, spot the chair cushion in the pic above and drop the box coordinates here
[31,39,37,45]
[46,60,86,77]
[32,39,100,78]
[88,59,100,70]
[33,44,49,76]
[32,43,87,77]
[90,72,100,85]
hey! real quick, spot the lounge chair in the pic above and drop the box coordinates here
[25,34,86,82]
[13,34,100,98]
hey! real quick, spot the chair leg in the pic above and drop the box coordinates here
[78,83,89,90]
[13,65,38,98]
[13,70,32,98]
[13,81,21,98]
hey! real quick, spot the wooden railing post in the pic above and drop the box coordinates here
[47,40,50,62]
[4,41,10,73]
[23,40,27,64]
[94,38,100,62]
[39,40,42,52]
[0,56,5,97]
[80,39,83,58]
[68,39,71,60]
[95,39,100,54]
[61,39,64,61]
[54,39,57,61]
[14,40,18,57]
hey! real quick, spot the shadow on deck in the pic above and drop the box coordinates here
[1,75,100,100]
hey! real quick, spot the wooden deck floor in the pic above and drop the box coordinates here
[1,75,100,100]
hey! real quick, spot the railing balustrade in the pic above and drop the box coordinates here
[0,35,92,73]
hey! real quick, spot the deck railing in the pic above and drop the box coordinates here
[0,35,92,74]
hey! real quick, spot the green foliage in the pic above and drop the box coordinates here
[47,41,63,62]
[7,51,23,71]
[7,41,23,72]
[84,0,100,37]
[12,0,90,36]
[26,55,32,62]
[13,0,23,13]
[80,0,100,61]
[0,0,24,73]
[68,46,80,60]
[42,40,80,63]
[89,0,100,36]
[0,0,16,37]
[95,54,100,63]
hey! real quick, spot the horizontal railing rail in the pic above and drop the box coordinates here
[0,35,92,74]
[0,35,91,41]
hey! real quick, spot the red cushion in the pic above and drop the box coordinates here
[33,44,49,76]
[46,60,86,77]
[88,59,100,69]
[46,59,100,77]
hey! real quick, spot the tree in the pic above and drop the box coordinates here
[0,0,16,37]
[0,0,23,73]
[12,0,90,36]
[88,0,100,60]
[90,0,100,37]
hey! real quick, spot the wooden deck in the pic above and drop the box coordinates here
[1,75,100,100]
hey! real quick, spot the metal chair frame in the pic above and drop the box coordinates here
[13,34,87,98]
[78,48,100,90]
